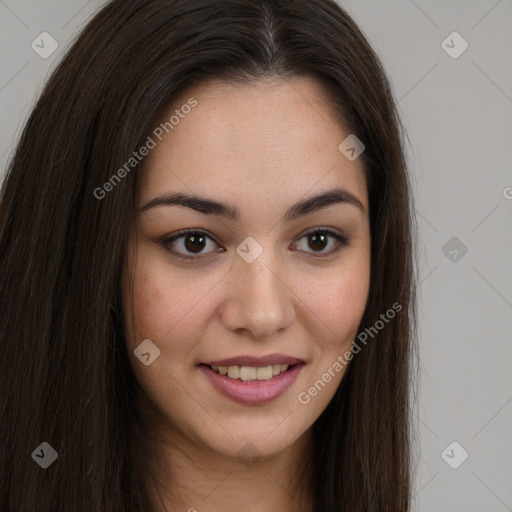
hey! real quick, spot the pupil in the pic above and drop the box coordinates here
[182,233,328,254]
[309,233,327,251]
[185,234,205,253]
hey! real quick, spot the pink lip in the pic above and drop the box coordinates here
[202,353,304,367]
[199,363,305,405]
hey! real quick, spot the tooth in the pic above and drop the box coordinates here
[239,366,257,381]
[256,366,273,380]
[227,366,240,379]
[219,364,292,380]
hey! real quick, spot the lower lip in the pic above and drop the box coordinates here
[199,364,305,405]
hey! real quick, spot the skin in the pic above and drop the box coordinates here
[123,76,371,512]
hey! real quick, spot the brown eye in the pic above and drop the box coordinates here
[293,229,349,257]
[183,233,207,253]
[160,230,223,260]
[308,232,328,251]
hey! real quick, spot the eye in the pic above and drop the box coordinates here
[159,228,350,261]
[292,228,350,257]
[159,230,224,261]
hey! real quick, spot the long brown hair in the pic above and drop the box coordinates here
[0,1,418,510]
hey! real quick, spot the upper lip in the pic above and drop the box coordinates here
[202,353,305,367]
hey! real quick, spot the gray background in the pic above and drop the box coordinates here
[1,0,511,510]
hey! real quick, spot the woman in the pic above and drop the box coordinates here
[0,0,418,511]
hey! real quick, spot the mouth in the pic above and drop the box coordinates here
[198,357,306,405]
[200,362,297,381]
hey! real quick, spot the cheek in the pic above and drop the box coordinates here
[293,264,370,412]
[127,256,213,349]
[130,271,180,340]
[334,272,370,337]
[297,260,371,353]
[124,256,216,406]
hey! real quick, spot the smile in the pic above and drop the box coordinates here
[207,363,291,381]
[199,360,305,405]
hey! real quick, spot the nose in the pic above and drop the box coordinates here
[220,249,296,339]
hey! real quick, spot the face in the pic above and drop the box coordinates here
[123,77,371,462]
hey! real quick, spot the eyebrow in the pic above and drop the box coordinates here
[140,187,366,221]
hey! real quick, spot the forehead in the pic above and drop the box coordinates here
[139,77,368,215]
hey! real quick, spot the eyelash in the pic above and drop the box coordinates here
[158,228,350,261]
